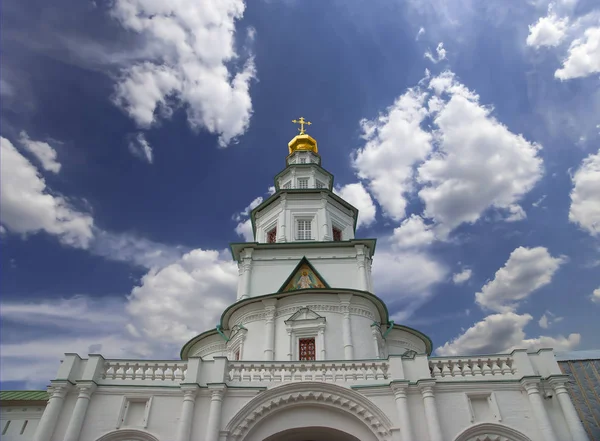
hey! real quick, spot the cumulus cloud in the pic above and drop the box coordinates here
[373,250,448,320]
[475,246,566,313]
[128,132,153,163]
[504,204,527,222]
[527,9,570,48]
[538,310,563,329]
[424,42,447,63]
[436,312,580,356]
[233,190,274,241]
[126,248,238,344]
[591,287,600,303]
[335,182,377,228]
[569,148,600,236]
[354,71,543,238]
[417,72,544,237]
[555,26,600,80]
[353,88,432,221]
[0,136,94,248]
[452,268,473,284]
[18,131,62,173]
[110,0,256,147]
[391,214,435,249]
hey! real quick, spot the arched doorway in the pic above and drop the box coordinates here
[452,422,534,441]
[263,426,361,441]
[225,382,393,441]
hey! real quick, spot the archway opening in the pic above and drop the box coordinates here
[263,426,361,441]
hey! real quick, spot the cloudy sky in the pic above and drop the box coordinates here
[1,0,599,389]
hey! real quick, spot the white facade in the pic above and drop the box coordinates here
[1,133,590,441]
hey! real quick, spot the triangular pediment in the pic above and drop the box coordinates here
[285,307,324,323]
[278,257,330,293]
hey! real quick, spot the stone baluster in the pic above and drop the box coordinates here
[176,386,198,441]
[419,381,443,441]
[548,378,589,441]
[33,383,69,441]
[391,382,413,441]
[205,386,225,441]
[521,379,558,441]
[63,384,96,441]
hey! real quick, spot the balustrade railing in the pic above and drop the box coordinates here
[227,360,389,383]
[100,360,187,383]
[429,356,516,380]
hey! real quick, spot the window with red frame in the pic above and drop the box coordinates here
[332,227,342,242]
[267,228,277,243]
[299,338,316,361]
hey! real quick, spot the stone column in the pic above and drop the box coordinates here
[419,382,443,441]
[286,328,293,360]
[355,245,369,291]
[239,256,252,301]
[263,299,277,360]
[277,194,287,243]
[318,325,326,360]
[205,386,225,441]
[392,383,413,441]
[63,383,95,441]
[521,379,558,441]
[175,386,198,441]
[371,325,380,358]
[549,378,588,441]
[33,383,69,441]
[339,294,354,360]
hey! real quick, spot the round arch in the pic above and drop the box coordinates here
[224,382,394,441]
[94,429,160,441]
[453,423,534,441]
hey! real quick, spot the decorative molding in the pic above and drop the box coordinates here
[224,382,393,441]
[452,423,534,441]
[95,429,160,441]
[194,342,227,358]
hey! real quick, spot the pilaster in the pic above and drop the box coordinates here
[63,383,96,441]
[176,384,199,441]
[33,381,70,441]
[548,376,589,441]
[418,380,443,441]
[263,298,277,360]
[355,245,369,291]
[391,382,413,441]
[205,385,226,441]
[338,294,354,360]
[521,378,558,441]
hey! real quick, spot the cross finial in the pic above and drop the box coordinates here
[292,117,312,135]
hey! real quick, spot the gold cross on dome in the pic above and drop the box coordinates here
[292,117,312,135]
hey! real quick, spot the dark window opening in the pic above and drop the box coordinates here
[299,337,316,360]
[267,228,277,243]
[332,227,343,242]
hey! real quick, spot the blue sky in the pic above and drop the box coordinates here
[1,0,599,389]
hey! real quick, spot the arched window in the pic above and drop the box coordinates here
[94,429,160,441]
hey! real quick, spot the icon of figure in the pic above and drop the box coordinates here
[298,270,313,289]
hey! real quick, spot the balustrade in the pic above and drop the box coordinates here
[227,360,389,383]
[429,356,516,380]
[101,361,187,383]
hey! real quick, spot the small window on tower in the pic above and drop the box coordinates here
[235,349,240,360]
[316,180,325,189]
[297,219,312,240]
[299,157,307,164]
[299,337,316,360]
[267,227,277,243]
[333,227,343,242]
[283,181,292,189]
[297,178,309,189]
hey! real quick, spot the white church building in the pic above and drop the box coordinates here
[0,123,591,441]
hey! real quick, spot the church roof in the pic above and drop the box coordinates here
[0,390,49,404]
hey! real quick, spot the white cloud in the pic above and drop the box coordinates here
[234,219,254,242]
[335,183,377,228]
[373,250,448,320]
[532,195,547,208]
[555,27,600,80]
[110,0,256,147]
[424,42,447,63]
[569,148,600,236]
[436,312,580,356]
[353,88,432,221]
[539,313,549,329]
[591,287,600,303]
[526,9,569,48]
[452,268,472,284]
[475,246,566,312]
[0,136,94,248]
[416,27,425,40]
[538,310,564,329]
[18,131,62,173]
[128,132,153,163]
[417,72,544,237]
[504,204,527,222]
[391,214,435,249]
[126,248,238,345]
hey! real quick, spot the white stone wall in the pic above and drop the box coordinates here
[15,349,589,441]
